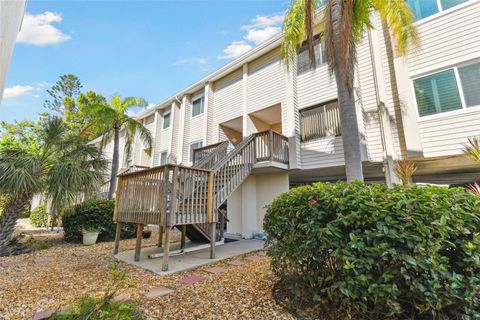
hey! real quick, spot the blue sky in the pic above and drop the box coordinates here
[1,0,288,122]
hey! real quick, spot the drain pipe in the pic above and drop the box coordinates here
[367,27,398,187]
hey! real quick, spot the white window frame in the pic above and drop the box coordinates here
[189,140,203,162]
[412,59,480,121]
[162,111,171,130]
[411,0,473,25]
[159,150,168,166]
[191,95,205,118]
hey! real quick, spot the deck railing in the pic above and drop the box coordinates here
[193,141,229,169]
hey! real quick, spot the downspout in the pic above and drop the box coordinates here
[367,28,397,187]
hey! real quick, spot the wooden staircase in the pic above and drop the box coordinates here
[113,130,289,270]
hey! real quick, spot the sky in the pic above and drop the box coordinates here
[0,0,289,123]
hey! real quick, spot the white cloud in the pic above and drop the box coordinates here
[244,26,281,45]
[219,41,253,59]
[17,11,71,46]
[3,85,34,99]
[173,57,210,71]
[219,13,284,60]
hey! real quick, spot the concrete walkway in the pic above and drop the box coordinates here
[115,239,264,275]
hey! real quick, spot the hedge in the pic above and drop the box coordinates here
[264,182,480,319]
[29,204,48,227]
[63,199,136,243]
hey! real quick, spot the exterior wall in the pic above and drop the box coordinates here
[247,49,286,113]
[212,69,243,142]
[395,0,480,158]
[0,0,26,102]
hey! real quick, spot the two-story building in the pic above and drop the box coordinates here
[109,0,480,239]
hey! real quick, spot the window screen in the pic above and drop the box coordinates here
[458,62,480,108]
[192,96,204,117]
[413,69,462,117]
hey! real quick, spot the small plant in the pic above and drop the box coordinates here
[63,199,136,243]
[464,136,480,162]
[467,183,480,195]
[51,263,145,319]
[29,204,48,228]
[393,159,417,185]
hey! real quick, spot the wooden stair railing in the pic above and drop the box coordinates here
[113,130,289,271]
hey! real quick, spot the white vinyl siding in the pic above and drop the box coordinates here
[300,137,345,169]
[247,49,286,113]
[212,69,243,142]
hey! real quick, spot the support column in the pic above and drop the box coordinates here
[113,222,121,254]
[242,64,249,138]
[157,226,164,247]
[180,225,186,249]
[162,226,171,271]
[210,222,216,259]
[134,224,143,261]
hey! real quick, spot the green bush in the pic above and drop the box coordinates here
[264,182,480,319]
[29,204,48,227]
[62,199,136,243]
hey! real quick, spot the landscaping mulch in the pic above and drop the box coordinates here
[0,231,294,320]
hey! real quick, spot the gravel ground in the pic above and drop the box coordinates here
[0,232,293,320]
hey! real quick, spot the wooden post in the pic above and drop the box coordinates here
[269,130,274,161]
[162,226,171,271]
[207,172,214,223]
[113,222,121,254]
[157,226,164,247]
[134,224,144,261]
[210,222,216,259]
[181,225,186,249]
[220,210,225,240]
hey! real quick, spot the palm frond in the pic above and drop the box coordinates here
[281,0,307,67]
[464,137,480,162]
[122,97,148,110]
[394,160,417,185]
[373,0,418,55]
[0,148,43,196]
[124,118,153,160]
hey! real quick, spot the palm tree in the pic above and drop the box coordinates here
[281,0,417,181]
[0,117,107,256]
[80,93,152,199]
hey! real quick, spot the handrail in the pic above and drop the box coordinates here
[193,141,229,169]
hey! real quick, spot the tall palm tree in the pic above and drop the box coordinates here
[80,93,152,199]
[282,0,417,181]
[0,117,107,256]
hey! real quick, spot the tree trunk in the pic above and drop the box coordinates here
[329,0,364,182]
[0,195,30,256]
[108,124,120,199]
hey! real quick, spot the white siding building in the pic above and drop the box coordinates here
[112,0,480,238]
[0,0,27,102]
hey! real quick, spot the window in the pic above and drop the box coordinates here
[300,100,341,142]
[144,114,155,125]
[407,0,468,21]
[297,34,326,75]
[190,141,203,162]
[159,151,168,165]
[414,61,480,117]
[458,63,480,107]
[163,111,171,129]
[192,96,204,117]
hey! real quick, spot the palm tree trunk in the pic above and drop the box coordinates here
[0,195,30,256]
[108,124,120,199]
[330,0,364,182]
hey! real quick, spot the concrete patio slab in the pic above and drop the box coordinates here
[115,239,264,275]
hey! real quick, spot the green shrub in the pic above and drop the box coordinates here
[62,199,136,243]
[264,182,480,319]
[29,204,48,227]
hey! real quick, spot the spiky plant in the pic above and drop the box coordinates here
[466,183,480,195]
[464,137,480,162]
[393,160,417,185]
[281,0,418,182]
[0,117,108,256]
